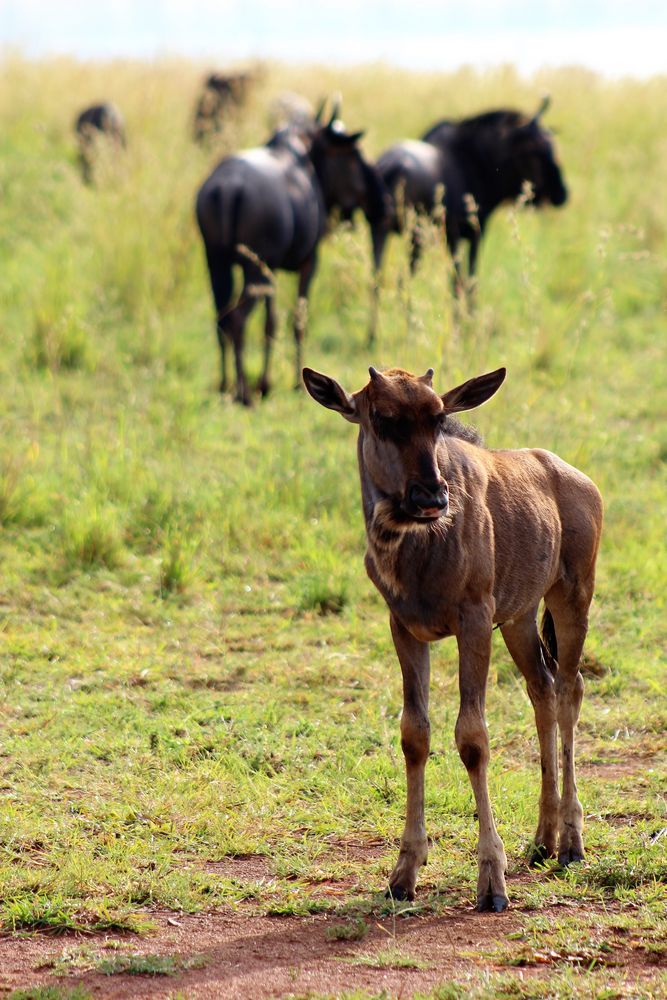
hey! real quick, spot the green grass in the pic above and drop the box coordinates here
[0,53,665,997]
[8,990,91,1000]
[343,947,432,970]
[97,951,208,976]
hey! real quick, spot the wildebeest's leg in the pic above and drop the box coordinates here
[455,603,508,912]
[409,223,423,275]
[78,139,93,185]
[217,321,229,395]
[543,583,592,866]
[445,224,465,301]
[467,235,480,299]
[500,610,560,863]
[205,247,234,393]
[227,278,259,406]
[257,291,277,398]
[368,224,388,347]
[387,614,430,901]
[293,254,317,389]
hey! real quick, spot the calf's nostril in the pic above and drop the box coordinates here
[409,482,448,509]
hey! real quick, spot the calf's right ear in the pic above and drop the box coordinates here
[302,368,359,423]
[441,367,506,413]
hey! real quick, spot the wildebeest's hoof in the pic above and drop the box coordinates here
[476,891,509,913]
[558,848,584,867]
[257,378,270,398]
[386,884,414,902]
[529,844,552,867]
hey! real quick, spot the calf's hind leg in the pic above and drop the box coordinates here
[500,609,560,864]
[543,583,593,866]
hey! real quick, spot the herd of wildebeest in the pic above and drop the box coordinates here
[74,71,604,915]
[75,71,567,405]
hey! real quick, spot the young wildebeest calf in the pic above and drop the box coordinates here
[303,364,602,911]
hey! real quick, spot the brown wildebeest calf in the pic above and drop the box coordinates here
[302,364,603,911]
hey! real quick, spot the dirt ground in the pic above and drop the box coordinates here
[1,897,663,1000]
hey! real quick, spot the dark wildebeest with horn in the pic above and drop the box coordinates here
[196,101,386,404]
[75,103,126,185]
[368,98,567,341]
[303,363,602,910]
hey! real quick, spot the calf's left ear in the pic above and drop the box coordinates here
[302,368,359,423]
[441,367,506,413]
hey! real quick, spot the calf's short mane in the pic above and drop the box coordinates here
[442,416,484,446]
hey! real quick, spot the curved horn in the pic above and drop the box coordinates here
[314,97,327,124]
[532,94,551,123]
[328,92,341,127]
[369,365,389,384]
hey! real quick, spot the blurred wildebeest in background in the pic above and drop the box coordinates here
[195,100,387,404]
[267,91,315,134]
[193,71,253,145]
[369,98,567,341]
[75,102,126,185]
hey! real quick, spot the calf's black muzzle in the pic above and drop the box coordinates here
[405,480,449,520]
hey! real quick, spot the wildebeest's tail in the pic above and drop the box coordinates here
[197,183,244,252]
[220,185,243,251]
[197,182,245,315]
[540,607,558,672]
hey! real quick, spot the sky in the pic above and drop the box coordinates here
[2,1,667,78]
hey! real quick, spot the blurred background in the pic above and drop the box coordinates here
[3,0,667,77]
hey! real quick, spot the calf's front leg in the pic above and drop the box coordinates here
[455,604,508,912]
[388,614,430,901]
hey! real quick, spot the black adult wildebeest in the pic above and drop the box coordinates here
[75,103,126,184]
[303,362,602,910]
[196,105,386,404]
[369,98,567,341]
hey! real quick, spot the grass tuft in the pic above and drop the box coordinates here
[297,573,349,615]
[325,917,370,942]
[98,952,208,976]
[8,989,92,1000]
[59,504,124,570]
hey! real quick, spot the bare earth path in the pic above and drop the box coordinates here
[1,897,664,999]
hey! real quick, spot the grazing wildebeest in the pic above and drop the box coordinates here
[193,72,252,144]
[303,363,602,910]
[75,103,126,184]
[196,105,386,404]
[369,98,567,341]
[267,91,315,134]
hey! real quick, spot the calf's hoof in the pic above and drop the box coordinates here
[386,883,414,902]
[558,847,585,867]
[476,890,509,913]
[529,843,555,867]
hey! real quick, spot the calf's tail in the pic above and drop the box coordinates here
[540,607,558,672]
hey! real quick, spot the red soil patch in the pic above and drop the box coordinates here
[1,900,663,1000]
[0,907,517,999]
